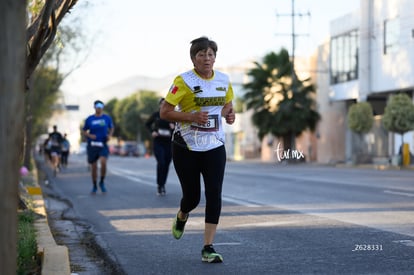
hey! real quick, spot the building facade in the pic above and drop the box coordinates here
[317,0,414,164]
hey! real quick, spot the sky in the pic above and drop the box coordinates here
[60,0,360,102]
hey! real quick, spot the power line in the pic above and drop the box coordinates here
[275,0,310,85]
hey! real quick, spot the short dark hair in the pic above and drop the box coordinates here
[190,36,217,59]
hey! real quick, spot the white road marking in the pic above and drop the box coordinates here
[384,190,414,197]
[393,240,414,247]
[109,167,153,187]
[214,242,242,246]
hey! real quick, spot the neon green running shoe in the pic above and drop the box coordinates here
[201,245,223,263]
[172,213,188,239]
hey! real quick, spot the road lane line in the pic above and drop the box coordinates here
[222,195,264,207]
[109,167,153,187]
[393,240,414,247]
[384,190,414,197]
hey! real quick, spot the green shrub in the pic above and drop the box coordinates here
[347,102,374,134]
[383,93,414,135]
[17,210,39,275]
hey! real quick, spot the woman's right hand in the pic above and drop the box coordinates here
[192,111,209,125]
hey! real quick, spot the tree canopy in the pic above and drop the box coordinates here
[105,91,160,141]
[30,67,63,138]
[383,93,414,145]
[26,0,79,80]
[243,49,320,149]
[347,102,374,134]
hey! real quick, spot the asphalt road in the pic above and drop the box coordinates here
[39,153,414,275]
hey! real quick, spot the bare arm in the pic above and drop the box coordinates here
[160,101,209,125]
[83,129,96,140]
[221,101,233,117]
[222,101,235,125]
[108,127,114,139]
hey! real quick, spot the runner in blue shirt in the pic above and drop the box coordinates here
[82,100,114,194]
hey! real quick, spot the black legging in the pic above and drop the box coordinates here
[172,144,226,224]
[153,139,172,188]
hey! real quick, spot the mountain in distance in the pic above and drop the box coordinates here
[70,59,254,120]
[83,58,254,105]
[86,74,174,102]
[73,74,173,118]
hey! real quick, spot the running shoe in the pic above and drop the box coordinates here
[172,212,188,239]
[157,186,166,196]
[99,181,107,193]
[91,186,98,195]
[201,245,223,263]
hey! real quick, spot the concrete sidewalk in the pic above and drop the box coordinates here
[25,180,71,275]
[31,155,116,275]
[32,192,71,275]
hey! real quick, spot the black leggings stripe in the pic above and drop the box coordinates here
[172,144,226,224]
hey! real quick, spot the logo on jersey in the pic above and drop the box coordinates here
[169,85,178,95]
[216,86,227,91]
[193,86,203,94]
[194,96,226,106]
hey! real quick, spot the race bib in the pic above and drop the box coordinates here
[91,141,104,147]
[158,129,171,136]
[191,114,219,132]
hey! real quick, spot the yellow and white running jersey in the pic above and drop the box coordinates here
[165,69,234,152]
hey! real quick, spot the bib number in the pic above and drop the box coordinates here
[191,114,219,132]
[91,141,104,147]
[158,129,171,136]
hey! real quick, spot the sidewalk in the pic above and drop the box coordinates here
[335,163,414,170]
[237,156,414,170]
[31,192,71,275]
[26,157,71,275]
[31,155,116,275]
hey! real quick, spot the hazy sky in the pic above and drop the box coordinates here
[61,0,360,101]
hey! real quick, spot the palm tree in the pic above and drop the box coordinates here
[243,49,320,152]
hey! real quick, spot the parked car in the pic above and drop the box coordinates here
[119,142,139,157]
[109,144,121,155]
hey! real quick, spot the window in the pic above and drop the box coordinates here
[330,30,359,84]
[384,17,400,54]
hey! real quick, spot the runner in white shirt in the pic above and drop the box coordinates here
[161,36,235,263]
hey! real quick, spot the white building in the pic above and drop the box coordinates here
[317,0,414,164]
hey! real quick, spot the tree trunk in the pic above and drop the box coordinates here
[282,133,294,152]
[290,132,296,151]
[23,77,34,169]
[352,133,372,164]
[23,110,33,169]
[0,1,26,274]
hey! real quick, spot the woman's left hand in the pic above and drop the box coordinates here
[225,108,235,125]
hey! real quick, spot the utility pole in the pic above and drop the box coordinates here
[275,0,310,151]
[275,0,310,86]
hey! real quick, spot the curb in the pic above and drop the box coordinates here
[31,190,71,274]
[335,163,414,170]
